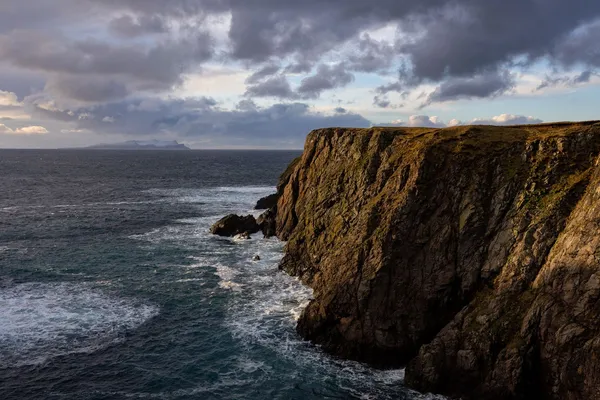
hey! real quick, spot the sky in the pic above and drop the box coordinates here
[0,1,599,149]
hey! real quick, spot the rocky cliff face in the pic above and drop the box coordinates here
[274,122,600,399]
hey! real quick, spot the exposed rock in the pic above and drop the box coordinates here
[255,193,278,210]
[256,156,302,211]
[210,214,259,237]
[274,122,600,399]
[252,255,261,261]
[257,208,277,238]
[254,155,302,238]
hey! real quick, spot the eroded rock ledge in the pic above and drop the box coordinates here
[273,122,600,400]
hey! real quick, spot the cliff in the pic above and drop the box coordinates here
[274,122,600,399]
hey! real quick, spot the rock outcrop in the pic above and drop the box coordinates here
[210,157,300,239]
[255,193,279,210]
[257,209,277,237]
[255,156,302,238]
[273,122,600,399]
[210,214,260,237]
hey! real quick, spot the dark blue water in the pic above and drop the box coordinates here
[0,150,442,400]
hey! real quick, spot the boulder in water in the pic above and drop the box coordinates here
[210,214,260,237]
[252,255,261,261]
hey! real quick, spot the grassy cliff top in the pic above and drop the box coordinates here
[305,121,600,155]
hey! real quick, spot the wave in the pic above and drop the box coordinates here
[124,185,446,399]
[0,282,158,368]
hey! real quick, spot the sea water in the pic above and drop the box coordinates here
[0,150,444,400]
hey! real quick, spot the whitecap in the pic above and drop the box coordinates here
[0,282,159,367]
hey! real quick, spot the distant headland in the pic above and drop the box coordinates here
[85,140,190,150]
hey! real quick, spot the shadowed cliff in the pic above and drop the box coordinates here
[273,122,600,399]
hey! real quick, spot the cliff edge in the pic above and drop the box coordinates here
[274,122,600,399]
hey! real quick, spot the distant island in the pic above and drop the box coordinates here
[86,140,190,150]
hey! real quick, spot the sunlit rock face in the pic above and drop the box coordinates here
[274,121,600,399]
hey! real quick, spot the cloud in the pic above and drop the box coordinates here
[536,70,598,91]
[108,14,168,38]
[3,0,600,86]
[284,60,313,74]
[469,114,543,125]
[245,63,356,100]
[380,114,543,128]
[1,0,599,147]
[0,123,48,135]
[244,76,297,99]
[245,64,281,84]
[0,28,213,103]
[552,19,600,69]
[373,95,403,109]
[29,97,371,147]
[346,34,395,73]
[423,71,515,106]
[0,90,21,107]
[45,76,130,103]
[387,115,446,128]
[297,64,354,99]
[376,81,405,95]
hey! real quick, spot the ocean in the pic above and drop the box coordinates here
[0,150,443,400]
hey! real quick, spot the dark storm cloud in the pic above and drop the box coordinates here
[0,68,46,99]
[92,0,221,18]
[297,64,354,99]
[552,20,600,69]
[574,70,595,84]
[0,1,93,34]
[245,64,281,85]
[5,0,600,80]
[423,71,515,106]
[245,64,355,100]
[284,60,314,74]
[109,15,169,38]
[373,96,391,108]
[398,1,600,83]
[46,76,129,103]
[347,34,395,73]
[244,76,297,99]
[0,29,213,100]
[28,96,372,146]
[536,70,597,91]
[376,82,405,95]
[2,0,600,141]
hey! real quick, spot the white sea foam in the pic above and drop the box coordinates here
[125,185,447,399]
[143,186,275,217]
[213,229,442,399]
[215,264,243,291]
[173,278,203,283]
[1,201,159,212]
[0,282,158,367]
